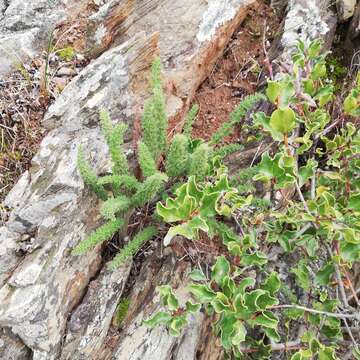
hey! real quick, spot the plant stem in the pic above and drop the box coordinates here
[241,340,301,353]
[271,304,360,320]
[294,180,312,217]
[324,243,350,309]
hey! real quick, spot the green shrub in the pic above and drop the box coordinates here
[145,40,360,359]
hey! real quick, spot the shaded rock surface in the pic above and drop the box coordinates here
[61,262,132,360]
[337,0,357,21]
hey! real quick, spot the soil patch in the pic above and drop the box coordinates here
[191,2,280,143]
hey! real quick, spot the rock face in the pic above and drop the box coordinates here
[109,254,204,360]
[347,2,360,44]
[337,0,356,21]
[0,0,65,75]
[85,0,255,120]
[0,33,154,360]
[0,1,255,359]
[61,262,132,360]
[280,0,337,59]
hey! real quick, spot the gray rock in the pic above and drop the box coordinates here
[337,0,356,21]
[111,255,204,360]
[0,0,85,75]
[0,33,148,359]
[281,0,336,60]
[85,0,255,115]
[61,262,132,360]
[0,328,31,360]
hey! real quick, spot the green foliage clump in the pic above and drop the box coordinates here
[115,298,130,326]
[165,134,189,177]
[74,43,360,358]
[138,142,157,178]
[188,143,211,179]
[109,226,157,269]
[142,58,168,160]
[100,109,129,176]
[145,40,360,359]
[74,56,252,266]
[72,59,169,264]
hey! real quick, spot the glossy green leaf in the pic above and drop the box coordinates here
[241,251,268,266]
[291,261,311,291]
[158,285,179,311]
[248,310,278,329]
[261,273,281,296]
[189,269,207,282]
[211,292,231,313]
[349,193,360,212]
[299,159,318,187]
[212,256,230,287]
[185,300,201,314]
[188,284,216,302]
[169,315,188,337]
[231,321,247,345]
[269,107,296,135]
[315,263,334,286]
[143,311,172,327]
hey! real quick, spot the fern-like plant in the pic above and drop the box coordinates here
[73,57,265,270]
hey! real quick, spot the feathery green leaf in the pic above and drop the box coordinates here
[138,141,157,177]
[213,143,244,159]
[100,195,131,220]
[188,143,210,179]
[183,104,199,137]
[99,109,129,175]
[166,134,189,177]
[77,145,108,201]
[210,93,265,145]
[72,219,124,255]
[109,226,158,269]
[132,172,168,206]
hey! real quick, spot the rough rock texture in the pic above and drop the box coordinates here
[0,0,66,75]
[0,328,31,360]
[337,0,356,21]
[85,0,255,119]
[0,1,255,359]
[109,254,204,360]
[0,34,154,360]
[272,0,337,61]
[61,262,132,360]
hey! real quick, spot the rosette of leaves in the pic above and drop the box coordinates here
[157,166,252,246]
[145,257,282,358]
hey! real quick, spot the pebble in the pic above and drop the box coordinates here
[56,67,77,77]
